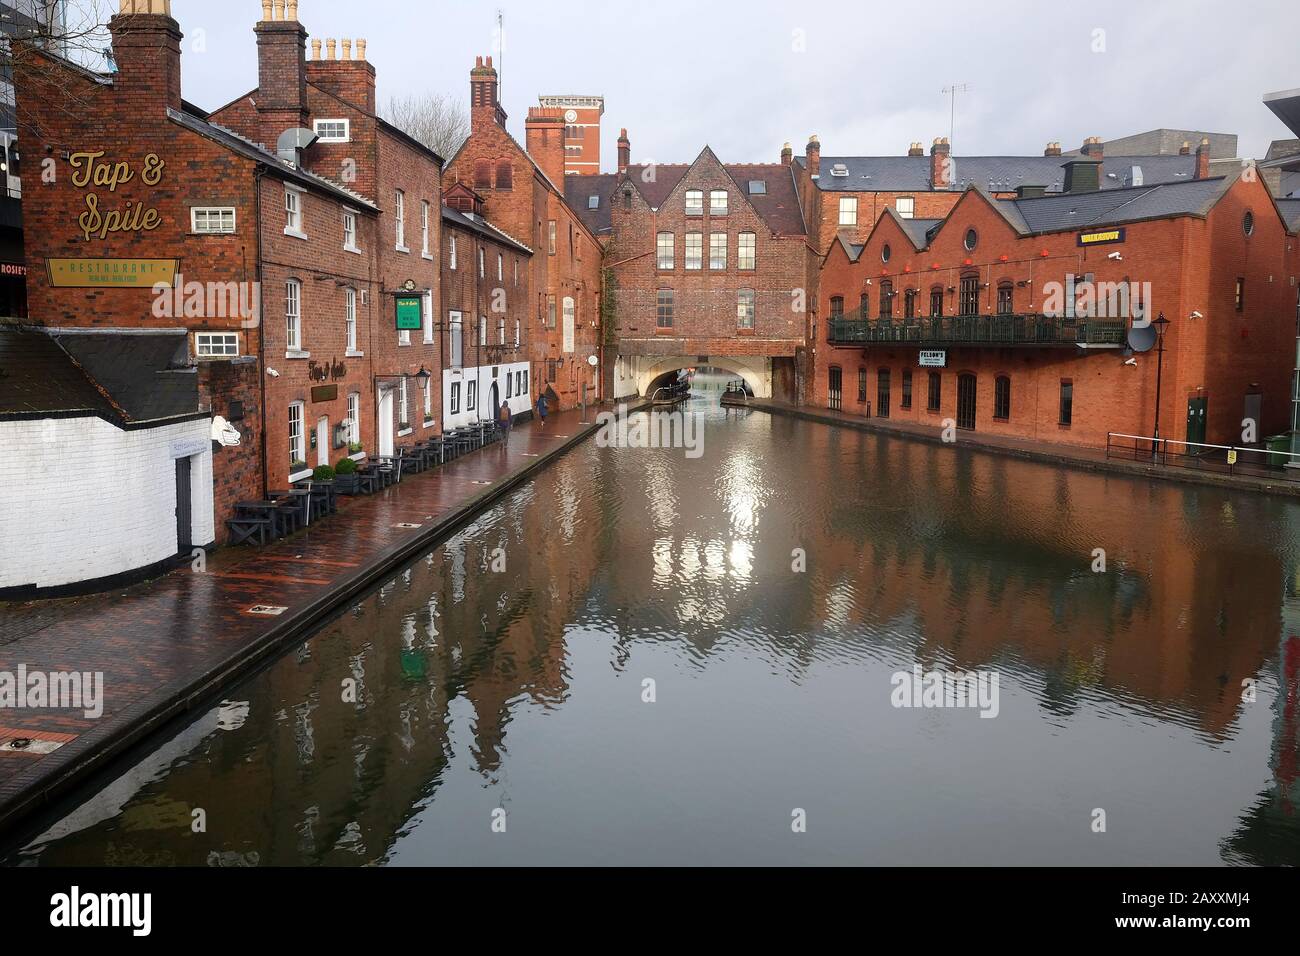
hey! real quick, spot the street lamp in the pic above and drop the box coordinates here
[413,366,432,390]
[1151,312,1171,459]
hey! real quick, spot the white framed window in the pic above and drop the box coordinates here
[423,374,432,422]
[497,253,503,281]
[685,232,703,270]
[394,189,407,251]
[710,189,728,215]
[314,118,350,143]
[449,235,457,270]
[195,332,239,356]
[421,200,431,256]
[514,318,520,347]
[284,186,305,237]
[450,382,461,414]
[738,232,756,270]
[737,288,756,329]
[657,231,674,270]
[498,315,506,344]
[478,246,485,278]
[513,259,518,286]
[342,209,358,251]
[479,315,487,346]
[710,232,727,270]
[285,279,302,351]
[423,291,434,344]
[896,196,915,219]
[449,311,463,368]
[191,207,235,234]
[398,377,409,428]
[467,380,477,411]
[347,392,361,445]
[685,189,703,216]
[345,287,357,352]
[839,196,858,226]
[288,401,305,468]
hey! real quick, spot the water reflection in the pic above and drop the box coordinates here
[6,381,1300,866]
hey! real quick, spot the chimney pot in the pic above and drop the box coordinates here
[325,37,336,59]
[357,39,367,60]
[286,0,298,20]
[272,0,283,20]
[1194,138,1212,179]
[310,37,321,59]
[261,0,272,19]
[341,38,352,60]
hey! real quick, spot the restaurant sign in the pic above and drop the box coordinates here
[395,294,423,331]
[46,258,180,289]
[919,350,947,368]
[1077,227,1126,247]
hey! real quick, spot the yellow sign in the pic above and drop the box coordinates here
[45,258,180,289]
[67,151,166,241]
[1077,227,1126,247]
[1227,449,1238,465]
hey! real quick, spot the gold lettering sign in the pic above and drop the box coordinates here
[46,258,180,288]
[68,151,166,242]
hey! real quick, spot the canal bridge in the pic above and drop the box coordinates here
[614,352,780,399]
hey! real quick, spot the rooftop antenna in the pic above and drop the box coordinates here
[941,83,969,150]
[495,9,504,99]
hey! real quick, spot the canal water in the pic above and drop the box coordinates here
[7,376,1300,865]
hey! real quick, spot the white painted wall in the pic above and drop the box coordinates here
[0,415,215,591]
[442,361,532,430]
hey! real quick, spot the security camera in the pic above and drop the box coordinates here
[1190,311,1203,319]
[1107,252,1123,261]
[1123,357,1137,367]
[267,368,280,378]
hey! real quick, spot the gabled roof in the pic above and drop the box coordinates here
[441,205,533,256]
[167,108,378,211]
[797,153,1199,194]
[1007,176,1232,234]
[563,153,806,237]
[1277,198,1300,232]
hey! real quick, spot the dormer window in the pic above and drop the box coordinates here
[588,195,599,209]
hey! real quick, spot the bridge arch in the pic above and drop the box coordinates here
[634,355,771,399]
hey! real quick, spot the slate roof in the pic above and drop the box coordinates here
[899,217,942,249]
[562,162,806,237]
[0,328,202,425]
[796,153,1199,194]
[441,206,533,255]
[1006,176,1232,233]
[1278,198,1300,231]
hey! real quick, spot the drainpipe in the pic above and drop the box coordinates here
[254,166,268,499]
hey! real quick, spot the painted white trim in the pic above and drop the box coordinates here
[289,469,313,482]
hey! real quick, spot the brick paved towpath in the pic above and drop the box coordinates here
[0,403,627,838]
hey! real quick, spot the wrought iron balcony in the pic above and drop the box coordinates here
[827,314,1128,349]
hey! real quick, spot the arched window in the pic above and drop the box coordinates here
[929,286,944,318]
[858,367,867,403]
[859,292,870,320]
[880,280,894,320]
[474,160,492,190]
[996,281,1014,315]
[958,273,980,316]
[904,288,918,319]
[495,161,513,190]
[829,295,844,318]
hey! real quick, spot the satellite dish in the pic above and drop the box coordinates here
[1127,324,1156,353]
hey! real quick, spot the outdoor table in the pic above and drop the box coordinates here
[270,487,313,527]
[396,446,425,474]
[373,456,401,485]
[294,479,336,518]
[355,467,381,494]
[237,499,298,537]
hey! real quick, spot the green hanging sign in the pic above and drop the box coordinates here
[395,294,423,331]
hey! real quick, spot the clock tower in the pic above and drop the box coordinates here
[537,95,605,175]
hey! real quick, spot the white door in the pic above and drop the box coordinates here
[377,387,395,457]
[316,417,329,467]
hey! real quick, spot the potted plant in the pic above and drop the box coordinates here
[312,464,336,483]
[290,459,308,477]
[348,441,364,456]
[334,456,361,494]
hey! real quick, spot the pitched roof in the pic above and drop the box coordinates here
[562,161,806,237]
[1006,177,1232,233]
[797,153,1199,194]
[1278,198,1300,231]
[441,205,533,255]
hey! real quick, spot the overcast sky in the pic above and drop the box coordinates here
[164,0,1300,168]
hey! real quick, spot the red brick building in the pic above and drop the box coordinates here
[443,57,603,412]
[441,181,534,429]
[565,140,812,401]
[538,94,605,177]
[814,170,1299,451]
[14,0,383,543]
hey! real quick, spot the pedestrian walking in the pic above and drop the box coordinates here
[536,391,549,424]
[498,399,512,448]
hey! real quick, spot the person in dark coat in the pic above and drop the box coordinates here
[536,391,549,423]
[498,399,512,447]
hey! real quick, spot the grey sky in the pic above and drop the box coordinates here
[168,0,1300,167]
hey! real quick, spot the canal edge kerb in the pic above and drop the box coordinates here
[0,401,649,843]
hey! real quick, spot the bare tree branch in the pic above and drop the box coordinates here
[381,92,469,161]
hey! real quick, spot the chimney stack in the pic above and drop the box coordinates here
[1062,157,1102,193]
[109,0,183,114]
[618,128,631,176]
[780,142,793,166]
[1044,141,1061,157]
[1080,135,1104,160]
[306,36,375,112]
[1179,140,1191,155]
[806,135,820,178]
[908,141,924,157]
[1195,137,1211,179]
[255,0,309,144]
[930,137,951,188]
[525,106,565,185]
[470,55,507,131]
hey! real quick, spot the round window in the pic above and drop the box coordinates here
[1243,211,1254,237]
[964,228,978,251]
[882,244,892,263]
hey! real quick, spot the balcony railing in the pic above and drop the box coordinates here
[827,314,1128,348]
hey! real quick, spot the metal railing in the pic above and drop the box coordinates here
[828,314,1128,348]
[1106,432,1300,482]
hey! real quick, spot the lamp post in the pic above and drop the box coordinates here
[1151,312,1170,460]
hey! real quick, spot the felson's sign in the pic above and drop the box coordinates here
[1077,227,1126,247]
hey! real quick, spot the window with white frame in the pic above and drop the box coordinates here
[685,232,703,270]
[314,118,349,143]
[421,200,430,256]
[737,288,756,329]
[450,381,461,414]
[467,380,477,411]
[514,318,520,347]
[394,189,406,250]
[191,207,235,234]
[342,209,358,251]
[423,291,433,344]
[288,401,305,467]
[347,392,360,445]
[284,187,304,236]
[710,232,727,270]
[498,315,506,344]
[657,231,674,270]
[398,377,409,427]
[286,279,302,351]
[345,287,357,352]
[449,234,457,270]
[423,374,432,422]
[449,313,464,368]
[478,246,485,278]
[685,189,703,216]
[195,332,239,357]
[896,196,915,219]
[479,315,487,346]
[738,232,756,270]
[497,253,503,281]
[839,196,858,226]
[710,189,728,215]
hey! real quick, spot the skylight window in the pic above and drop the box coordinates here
[748,180,767,195]
[588,195,599,209]
[830,163,849,177]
